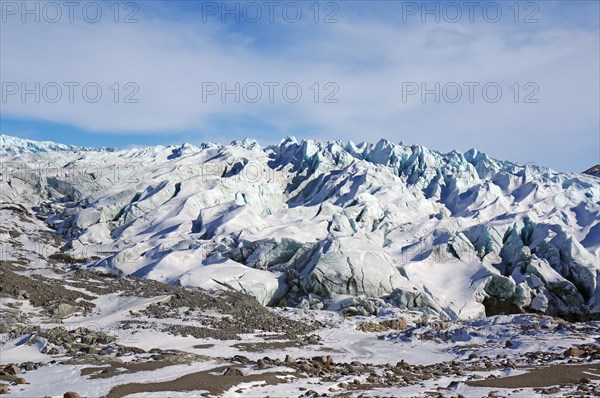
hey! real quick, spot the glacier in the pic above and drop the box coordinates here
[1,134,598,321]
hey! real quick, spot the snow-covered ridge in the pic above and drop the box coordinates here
[0,134,117,155]
[1,134,599,321]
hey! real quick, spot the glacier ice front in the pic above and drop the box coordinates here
[2,134,598,320]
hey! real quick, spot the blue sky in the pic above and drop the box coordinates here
[1,0,599,172]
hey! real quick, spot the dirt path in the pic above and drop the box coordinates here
[467,363,600,388]
[105,365,301,398]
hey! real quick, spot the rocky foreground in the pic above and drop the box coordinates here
[1,256,600,397]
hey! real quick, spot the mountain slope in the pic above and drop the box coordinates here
[1,135,598,321]
[583,164,600,177]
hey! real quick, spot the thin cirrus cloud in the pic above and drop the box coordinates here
[0,1,598,172]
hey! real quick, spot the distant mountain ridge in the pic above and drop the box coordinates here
[0,134,117,155]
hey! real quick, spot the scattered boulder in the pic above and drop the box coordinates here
[231,355,250,364]
[564,347,585,357]
[381,318,408,330]
[312,355,333,365]
[64,392,81,398]
[223,367,245,377]
[0,375,18,384]
[255,359,267,370]
[53,303,81,318]
[284,355,295,365]
[341,296,378,316]
[447,381,460,390]
[357,317,407,332]
[396,360,410,370]
[2,366,19,375]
